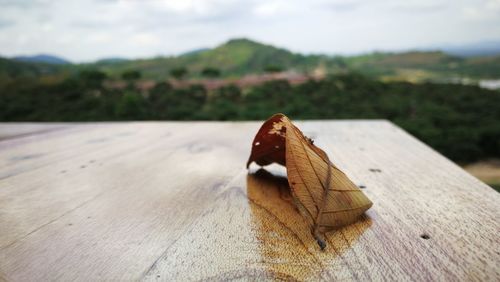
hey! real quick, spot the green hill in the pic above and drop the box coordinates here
[346,51,500,81]
[178,38,331,75]
[0,57,64,77]
[13,54,71,65]
[0,57,69,86]
[90,38,338,79]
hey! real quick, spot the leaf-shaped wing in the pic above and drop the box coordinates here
[317,164,373,232]
[246,114,286,168]
[283,118,326,225]
[283,116,372,230]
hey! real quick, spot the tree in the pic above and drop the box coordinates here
[201,67,221,78]
[170,67,188,80]
[115,91,149,120]
[207,85,242,120]
[264,65,283,73]
[79,70,107,88]
[121,70,142,81]
[148,82,174,119]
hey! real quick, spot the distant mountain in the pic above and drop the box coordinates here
[95,57,129,64]
[180,48,210,57]
[441,41,500,57]
[13,54,70,65]
[0,57,64,77]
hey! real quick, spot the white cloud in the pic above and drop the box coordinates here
[253,0,301,17]
[131,33,161,46]
[462,0,500,20]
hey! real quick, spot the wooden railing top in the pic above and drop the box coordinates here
[0,121,498,281]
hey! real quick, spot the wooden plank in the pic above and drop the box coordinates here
[0,121,498,281]
[0,123,70,141]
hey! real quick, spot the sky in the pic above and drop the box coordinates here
[0,0,499,62]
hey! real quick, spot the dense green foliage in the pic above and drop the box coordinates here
[121,70,141,81]
[1,72,499,163]
[491,184,500,192]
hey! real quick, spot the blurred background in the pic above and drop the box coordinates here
[0,0,499,190]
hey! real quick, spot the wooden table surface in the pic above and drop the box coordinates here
[0,121,499,281]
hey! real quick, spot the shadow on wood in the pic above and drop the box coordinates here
[247,168,372,280]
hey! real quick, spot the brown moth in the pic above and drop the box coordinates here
[247,113,373,249]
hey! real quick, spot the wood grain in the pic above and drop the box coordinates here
[0,123,70,141]
[0,121,498,281]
